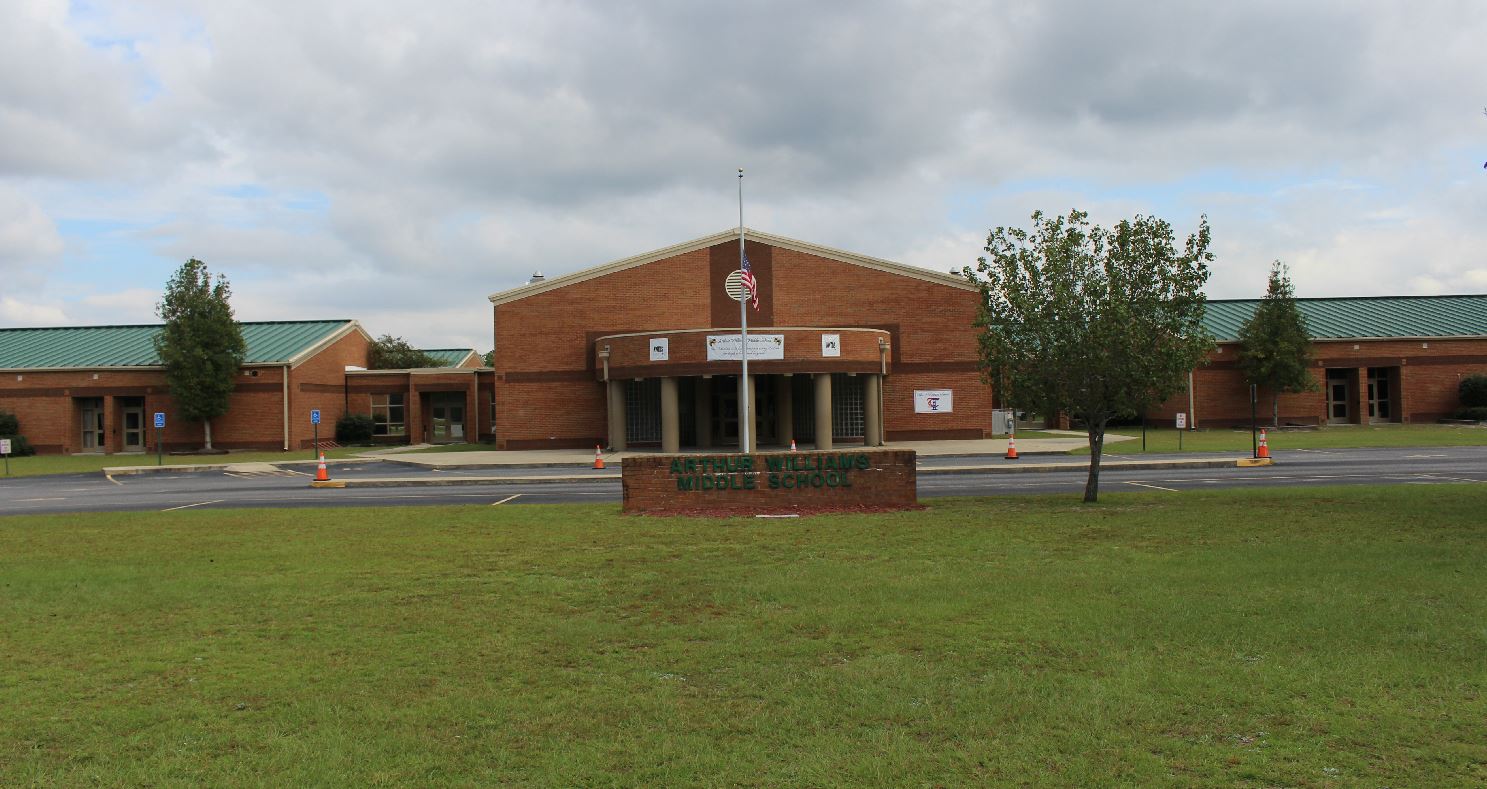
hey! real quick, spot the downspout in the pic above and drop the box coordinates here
[1187,370,1196,430]
[282,364,291,451]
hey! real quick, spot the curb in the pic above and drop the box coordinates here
[305,457,1273,488]
[104,457,377,477]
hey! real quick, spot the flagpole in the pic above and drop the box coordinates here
[738,167,750,454]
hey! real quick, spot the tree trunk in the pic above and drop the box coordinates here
[1083,420,1106,503]
[203,419,214,451]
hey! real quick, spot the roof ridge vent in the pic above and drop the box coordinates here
[528,271,545,284]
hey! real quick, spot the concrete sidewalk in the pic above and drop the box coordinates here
[366,434,1120,470]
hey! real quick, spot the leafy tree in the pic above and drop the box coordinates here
[368,335,441,369]
[154,259,246,451]
[482,350,494,367]
[965,209,1215,502]
[1236,262,1318,426]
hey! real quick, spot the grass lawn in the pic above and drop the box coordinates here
[4,489,1486,785]
[1095,422,1487,454]
[0,447,372,479]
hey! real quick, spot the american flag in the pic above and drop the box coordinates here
[741,251,759,309]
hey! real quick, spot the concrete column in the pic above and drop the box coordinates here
[1354,366,1368,424]
[660,377,680,454]
[814,373,833,451]
[695,378,713,449]
[864,374,882,446]
[774,375,793,448]
[102,394,117,454]
[607,379,627,451]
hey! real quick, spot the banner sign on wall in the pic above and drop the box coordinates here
[706,334,784,361]
[913,389,953,413]
[649,337,669,361]
[821,333,841,357]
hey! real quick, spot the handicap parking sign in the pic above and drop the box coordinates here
[154,412,165,429]
[311,409,321,425]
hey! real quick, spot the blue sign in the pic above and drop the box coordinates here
[311,409,321,425]
[154,412,166,429]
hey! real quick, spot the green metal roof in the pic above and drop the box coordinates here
[1203,295,1487,342]
[0,320,356,370]
[420,348,480,367]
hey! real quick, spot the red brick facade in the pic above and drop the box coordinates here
[1150,338,1487,427]
[489,234,995,450]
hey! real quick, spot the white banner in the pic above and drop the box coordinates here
[821,333,841,357]
[706,334,784,361]
[649,337,669,361]
[914,389,953,413]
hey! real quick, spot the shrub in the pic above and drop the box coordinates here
[336,413,375,444]
[1450,406,1487,422]
[0,410,36,456]
[1,434,35,457]
[1460,374,1487,408]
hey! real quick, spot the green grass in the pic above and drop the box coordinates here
[0,447,371,479]
[3,488,1486,785]
[1094,422,1487,454]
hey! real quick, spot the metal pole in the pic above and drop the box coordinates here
[738,168,750,454]
[156,426,162,466]
[313,422,319,460]
[1250,383,1258,458]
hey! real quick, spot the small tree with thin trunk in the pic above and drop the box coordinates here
[965,209,1215,502]
[1236,262,1317,427]
[154,259,246,451]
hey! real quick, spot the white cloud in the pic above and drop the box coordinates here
[1,0,1485,340]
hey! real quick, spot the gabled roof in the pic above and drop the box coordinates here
[421,348,482,367]
[488,228,976,306]
[0,320,367,371]
[1204,295,1487,342]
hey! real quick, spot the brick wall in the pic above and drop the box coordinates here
[622,448,918,515]
[492,239,993,448]
[1149,338,1487,426]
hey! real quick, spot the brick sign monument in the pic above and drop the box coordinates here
[622,449,918,515]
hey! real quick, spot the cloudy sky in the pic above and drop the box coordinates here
[2,0,1484,350]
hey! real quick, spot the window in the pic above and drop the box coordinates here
[371,393,406,436]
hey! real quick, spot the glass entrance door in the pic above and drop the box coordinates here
[710,376,738,445]
[80,398,104,452]
[1325,370,1351,425]
[122,407,145,451]
[429,394,466,443]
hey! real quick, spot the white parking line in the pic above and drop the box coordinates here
[1124,481,1179,492]
[161,500,223,512]
[492,494,523,506]
[17,497,65,502]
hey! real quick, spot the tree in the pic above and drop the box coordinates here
[154,259,246,451]
[482,350,494,367]
[367,335,441,369]
[965,209,1215,503]
[1236,262,1317,426]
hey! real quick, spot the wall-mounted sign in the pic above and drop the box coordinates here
[914,389,953,413]
[649,337,669,361]
[821,333,840,357]
[706,334,784,361]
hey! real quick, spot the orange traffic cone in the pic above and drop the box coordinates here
[593,445,605,470]
[1005,434,1019,460]
[314,451,330,482]
[789,439,798,452]
[1257,428,1270,459]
